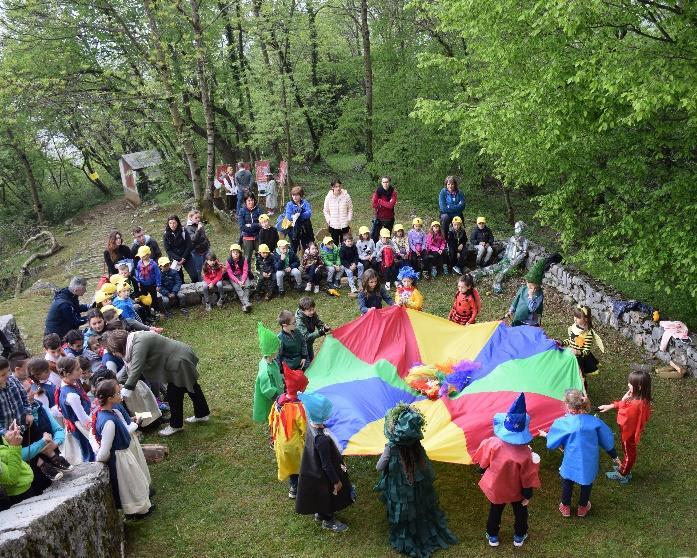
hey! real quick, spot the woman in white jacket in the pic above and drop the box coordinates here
[323,179,354,245]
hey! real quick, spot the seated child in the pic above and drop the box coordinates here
[295,297,330,364]
[425,221,448,279]
[83,336,104,373]
[471,217,494,268]
[356,226,377,274]
[158,256,187,316]
[339,234,364,294]
[277,310,308,371]
[296,392,353,532]
[394,266,423,311]
[376,403,458,555]
[8,351,29,382]
[43,333,65,388]
[539,389,619,518]
[26,358,59,417]
[302,242,324,294]
[505,261,545,327]
[77,356,93,396]
[358,269,394,315]
[320,236,344,289]
[473,393,541,548]
[255,244,276,301]
[201,252,225,311]
[57,356,96,463]
[0,357,31,438]
[375,228,397,290]
[94,289,112,310]
[63,330,84,358]
[269,365,308,498]
[448,274,481,325]
[83,308,106,345]
[447,216,467,274]
[391,224,410,273]
[258,213,279,254]
[252,322,284,424]
[274,240,302,295]
[225,244,252,313]
[0,421,36,512]
[112,282,143,323]
[134,245,162,314]
[407,218,426,275]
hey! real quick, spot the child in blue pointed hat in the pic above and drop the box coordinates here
[472,393,541,548]
[295,392,353,532]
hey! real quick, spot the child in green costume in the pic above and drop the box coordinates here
[252,322,284,423]
[505,260,545,327]
[375,403,458,558]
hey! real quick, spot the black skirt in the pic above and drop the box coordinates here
[578,352,599,375]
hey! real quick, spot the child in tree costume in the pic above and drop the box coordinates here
[269,364,308,499]
[506,260,545,326]
[375,403,458,558]
[252,322,284,423]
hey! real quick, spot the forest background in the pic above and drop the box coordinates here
[0,0,695,325]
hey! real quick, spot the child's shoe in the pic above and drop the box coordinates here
[48,454,74,471]
[205,303,212,312]
[322,519,348,533]
[243,303,252,313]
[314,284,320,294]
[295,282,304,292]
[453,266,462,275]
[485,533,499,547]
[606,470,631,484]
[288,486,297,499]
[442,264,449,275]
[350,285,358,294]
[278,289,285,297]
[558,503,571,517]
[38,460,64,481]
[180,307,189,316]
[305,282,313,292]
[216,297,224,307]
[513,533,528,547]
[430,266,437,278]
[576,501,591,517]
[385,282,391,290]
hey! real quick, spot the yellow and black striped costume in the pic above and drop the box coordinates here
[563,324,604,375]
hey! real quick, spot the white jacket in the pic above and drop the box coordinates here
[323,189,353,229]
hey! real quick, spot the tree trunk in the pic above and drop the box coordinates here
[360,0,374,163]
[501,181,515,225]
[81,155,112,196]
[7,131,44,224]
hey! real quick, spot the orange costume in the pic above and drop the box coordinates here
[448,288,481,325]
[613,398,651,476]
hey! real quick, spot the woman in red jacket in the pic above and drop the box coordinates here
[201,253,225,311]
[370,176,397,242]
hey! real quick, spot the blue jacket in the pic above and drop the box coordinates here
[438,188,465,217]
[112,296,139,321]
[274,249,300,272]
[238,205,262,239]
[22,400,65,461]
[135,259,161,288]
[546,413,617,485]
[160,268,182,296]
[284,199,312,221]
[358,288,394,314]
[44,288,89,337]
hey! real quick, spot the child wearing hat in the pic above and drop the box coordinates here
[395,266,423,311]
[274,240,303,295]
[471,217,494,268]
[255,244,276,301]
[93,288,112,310]
[320,236,344,289]
[339,233,363,294]
[225,244,252,312]
[391,224,409,273]
[301,241,324,294]
[539,389,619,518]
[375,228,397,290]
[269,364,308,498]
[112,282,142,322]
[447,216,468,275]
[253,322,284,424]
[505,260,545,327]
[277,310,308,371]
[134,245,161,314]
[472,393,541,548]
[296,392,353,532]
[158,257,188,316]
[407,217,426,275]
[258,213,279,254]
[425,221,448,278]
[356,226,377,274]
[295,297,330,364]
[375,402,458,556]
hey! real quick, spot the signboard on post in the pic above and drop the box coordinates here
[255,160,271,197]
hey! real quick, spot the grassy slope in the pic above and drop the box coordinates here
[0,155,695,557]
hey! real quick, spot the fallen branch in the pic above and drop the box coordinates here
[15,230,63,298]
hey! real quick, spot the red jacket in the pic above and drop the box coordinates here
[614,399,651,443]
[371,188,397,221]
[202,262,224,286]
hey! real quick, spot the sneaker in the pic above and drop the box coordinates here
[49,454,74,471]
[513,534,528,547]
[606,470,631,484]
[559,503,571,517]
[295,283,304,292]
[321,519,348,533]
[577,501,592,517]
[39,460,64,481]
[288,486,297,499]
[442,265,449,275]
[264,293,272,301]
[180,307,189,316]
[216,297,224,307]
[243,303,252,313]
[314,285,320,294]
[350,285,358,294]
[453,266,462,275]
[205,303,212,312]
[313,513,322,523]
[431,266,437,278]
[485,533,499,547]
[158,425,184,436]
[185,415,210,423]
[305,282,312,292]
[278,289,285,297]
[385,282,391,290]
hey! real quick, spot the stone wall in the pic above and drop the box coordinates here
[0,463,123,558]
[524,243,697,377]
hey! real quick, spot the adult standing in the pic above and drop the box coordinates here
[105,330,210,437]
[438,176,465,233]
[237,194,262,265]
[371,176,397,242]
[131,226,162,265]
[104,231,133,276]
[265,171,278,215]
[283,186,314,255]
[323,178,353,246]
[163,215,199,283]
[184,210,211,278]
[235,162,253,216]
[44,277,89,337]
[221,165,238,215]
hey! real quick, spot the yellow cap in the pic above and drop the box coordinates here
[116,281,131,293]
[477,216,486,224]
[137,293,152,306]
[136,245,151,258]
[100,304,122,316]
[322,236,334,245]
[393,224,404,232]
[110,274,123,285]
[412,217,423,226]
[430,221,440,228]
[258,244,270,253]
[230,243,242,252]
[277,239,289,248]
[259,213,270,222]
[380,228,391,238]
[358,225,370,236]
[158,256,171,267]
[100,283,116,296]
[452,216,462,224]
[94,290,110,304]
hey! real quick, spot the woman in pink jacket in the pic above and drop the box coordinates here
[323,179,353,246]
[425,221,448,279]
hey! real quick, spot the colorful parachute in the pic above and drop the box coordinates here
[305,306,583,464]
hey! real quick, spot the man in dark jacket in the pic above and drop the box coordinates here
[131,226,162,264]
[234,162,253,215]
[44,277,89,338]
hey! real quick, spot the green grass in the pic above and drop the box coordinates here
[1,155,695,557]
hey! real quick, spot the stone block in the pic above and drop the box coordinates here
[0,314,26,353]
[672,349,688,366]
[655,351,671,363]
[598,311,611,325]
[142,443,170,464]
[651,327,664,341]
[178,283,202,307]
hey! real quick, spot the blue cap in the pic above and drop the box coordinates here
[298,392,333,424]
[493,393,533,445]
